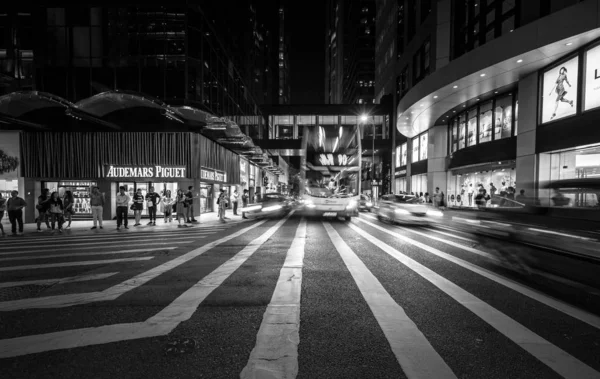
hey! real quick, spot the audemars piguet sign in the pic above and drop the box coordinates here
[104,165,187,178]
[200,168,227,182]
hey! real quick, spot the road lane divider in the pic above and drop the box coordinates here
[0,220,267,312]
[0,272,119,289]
[0,213,294,358]
[324,221,458,379]
[349,221,600,379]
[355,218,600,329]
[0,247,180,262]
[241,218,306,379]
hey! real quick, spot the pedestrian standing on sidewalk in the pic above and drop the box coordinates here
[48,191,65,233]
[231,189,239,215]
[241,189,249,219]
[6,190,26,236]
[0,193,6,237]
[132,188,144,226]
[162,190,174,223]
[36,188,51,232]
[116,186,130,230]
[62,191,74,229]
[175,189,187,227]
[218,188,228,222]
[145,186,161,226]
[90,187,105,230]
[185,186,197,223]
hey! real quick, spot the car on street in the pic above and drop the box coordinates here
[358,194,373,212]
[376,194,444,225]
[240,192,292,219]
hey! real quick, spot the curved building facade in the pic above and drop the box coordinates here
[378,0,600,211]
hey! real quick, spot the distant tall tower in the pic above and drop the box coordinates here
[325,0,375,105]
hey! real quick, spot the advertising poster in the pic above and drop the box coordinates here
[0,131,20,180]
[541,56,579,123]
[400,143,407,166]
[395,146,401,168]
[584,44,600,111]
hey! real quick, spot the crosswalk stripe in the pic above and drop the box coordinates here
[348,221,600,379]
[356,218,600,329]
[0,239,199,256]
[0,231,215,249]
[324,221,457,379]
[241,218,306,379]
[0,247,178,262]
[0,215,293,358]
[0,272,119,289]
[422,227,478,243]
[0,220,266,312]
[0,257,153,272]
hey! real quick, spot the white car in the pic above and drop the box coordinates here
[376,194,444,225]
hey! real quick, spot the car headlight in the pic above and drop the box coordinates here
[394,208,410,215]
[427,210,444,217]
[346,200,358,209]
[366,202,373,207]
[263,205,283,212]
[304,200,316,208]
[241,205,262,212]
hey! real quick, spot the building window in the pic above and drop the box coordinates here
[395,66,408,99]
[413,38,431,84]
[400,142,407,166]
[420,133,428,160]
[412,136,420,162]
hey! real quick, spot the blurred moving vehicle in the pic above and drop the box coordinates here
[301,188,359,221]
[240,193,292,219]
[358,194,373,212]
[376,194,444,225]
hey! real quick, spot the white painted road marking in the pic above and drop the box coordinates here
[0,257,153,272]
[0,247,178,262]
[241,218,306,379]
[0,220,266,312]
[356,218,600,330]
[0,238,200,251]
[0,214,293,358]
[324,221,458,379]
[424,227,478,243]
[349,220,600,379]
[0,272,119,289]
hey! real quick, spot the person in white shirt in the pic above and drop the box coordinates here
[115,186,131,230]
[231,189,239,215]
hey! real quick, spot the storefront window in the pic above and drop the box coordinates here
[400,142,407,166]
[395,177,407,193]
[495,94,513,140]
[420,133,428,160]
[479,101,493,143]
[119,181,178,216]
[0,179,19,200]
[412,136,419,162]
[450,120,458,153]
[467,109,477,147]
[458,114,466,150]
[43,181,96,215]
[544,144,600,208]
[395,145,401,167]
[514,99,519,136]
[411,174,427,195]
[446,168,516,208]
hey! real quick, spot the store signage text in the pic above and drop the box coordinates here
[200,168,226,182]
[105,165,186,178]
[585,44,600,111]
[59,181,97,187]
[318,153,351,166]
[395,169,407,177]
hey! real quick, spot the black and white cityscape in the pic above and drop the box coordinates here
[1,1,600,378]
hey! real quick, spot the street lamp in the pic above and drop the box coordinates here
[360,113,376,202]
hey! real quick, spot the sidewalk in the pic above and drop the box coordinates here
[0,211,249,236]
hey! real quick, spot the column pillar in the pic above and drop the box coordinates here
[516,72,538,198]
[427,124,448,195]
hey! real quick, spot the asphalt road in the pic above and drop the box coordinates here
[0,212,599,379]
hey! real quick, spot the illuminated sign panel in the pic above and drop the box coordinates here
[541,56,579,123]
[104,165,186,178]
[317,153,351,166]
[200,168,227,182]
[584,44,600,111]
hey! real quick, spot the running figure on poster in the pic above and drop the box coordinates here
[549,66,574,120]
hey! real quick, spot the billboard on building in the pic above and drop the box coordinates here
[584,44,600,111]
[541,56,579,123]
[0,131,20,180]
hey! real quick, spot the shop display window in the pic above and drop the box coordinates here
[543,144,600,208]
[479,101,493,143]
[119,181,178,216]
[446,169,516,207]
[467,109,477,147]
[450,120,458,153]
[395,177,407,193]
[43,181,96,215]
[0,179,19,201]
[200,183,214,213]
[410,174,427,195]
[395,146,401,168]
[400,142,407,166]
[420,133,428,161]
[412,136,419,162]
[495,94,513,140]
[458,114,466,150]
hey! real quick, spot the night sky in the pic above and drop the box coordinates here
[287,0,326,104]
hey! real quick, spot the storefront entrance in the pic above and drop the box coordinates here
[200,183,214,213]
[118,181,178,216]
[43,181,97,218]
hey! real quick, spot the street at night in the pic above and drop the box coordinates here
[0,212,599,379]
